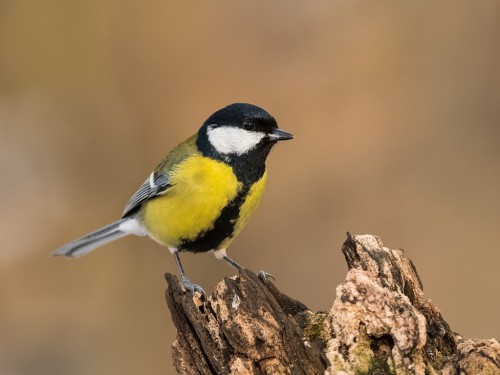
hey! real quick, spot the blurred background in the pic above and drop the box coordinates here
[1,1,499,374]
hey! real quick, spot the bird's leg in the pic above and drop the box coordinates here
[214,249,275,283]
[222,255,244,271]
[172,251,205,296]
[214,248,243,271]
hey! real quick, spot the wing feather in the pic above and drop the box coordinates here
[121,133,198,217]
[122,172,170,217]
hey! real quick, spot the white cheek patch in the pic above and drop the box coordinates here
[207,126,266,155]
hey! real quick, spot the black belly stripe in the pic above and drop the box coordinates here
[178,185,250,253]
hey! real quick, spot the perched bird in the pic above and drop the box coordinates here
[52,103,293,294]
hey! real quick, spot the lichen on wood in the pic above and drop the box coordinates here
[165,233,499,374]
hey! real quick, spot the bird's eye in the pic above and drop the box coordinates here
[243,121,255,131]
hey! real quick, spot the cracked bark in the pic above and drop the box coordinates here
[165,233,500,374]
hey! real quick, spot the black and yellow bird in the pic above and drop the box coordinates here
[52,103,293,293]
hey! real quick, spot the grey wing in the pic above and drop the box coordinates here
[122,172,170,217]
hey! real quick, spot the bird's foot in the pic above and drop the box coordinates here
[258,271,275,284]
[181,275,206,296]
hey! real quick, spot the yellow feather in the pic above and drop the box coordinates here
[220,171,267,249]
[141,155,241,248]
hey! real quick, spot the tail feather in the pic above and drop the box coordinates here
[52,219,129,258]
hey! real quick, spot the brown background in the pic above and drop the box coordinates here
[1,2,499,374]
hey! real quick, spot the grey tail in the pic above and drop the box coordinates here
[51,219,129,258]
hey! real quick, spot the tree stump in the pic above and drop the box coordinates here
[165,233,499,374]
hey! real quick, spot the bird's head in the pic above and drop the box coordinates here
[200,103,293,157]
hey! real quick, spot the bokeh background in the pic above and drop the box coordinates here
[1,1,499,374]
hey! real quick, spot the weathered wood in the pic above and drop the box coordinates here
[165,233,500,374]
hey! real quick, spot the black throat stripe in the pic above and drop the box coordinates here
[178,185,250,253]
[186,124,273,253]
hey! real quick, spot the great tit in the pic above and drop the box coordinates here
[52,103,293,294]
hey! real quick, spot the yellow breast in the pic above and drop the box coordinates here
[141,155,241,248]
[219,171,267,249]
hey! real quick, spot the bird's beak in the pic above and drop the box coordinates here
[268,128,294,141]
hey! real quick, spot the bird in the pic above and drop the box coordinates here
[52,103,293,294]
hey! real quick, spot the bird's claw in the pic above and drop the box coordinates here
[258,271,275,284]
[181,275,206,296]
